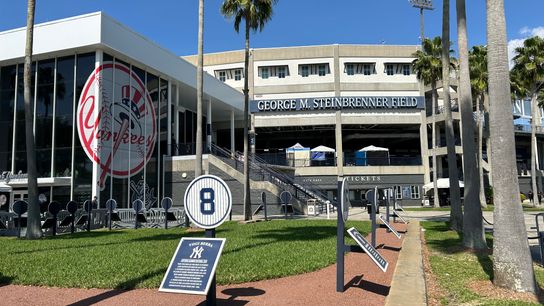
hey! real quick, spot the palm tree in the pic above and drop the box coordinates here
[456,0,486,249]
[442,0,462,232]
[412,37,444,208]
[221,0,278,221]
[512,36,544,207]
[24,0,41,239]
[469,45,489,208]
[195,0,204,179]
[487,0,537,293]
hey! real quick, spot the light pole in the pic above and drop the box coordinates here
[409,0,434,44]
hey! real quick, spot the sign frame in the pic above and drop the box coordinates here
[379,215,401,239]
[184,175,232,229]
[347,227,389,272]
[340,177,350,223]
[159,237,226,295]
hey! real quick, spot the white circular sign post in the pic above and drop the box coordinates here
[184,175,232,229]
[340,177,350,223]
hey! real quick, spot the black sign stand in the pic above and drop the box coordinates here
[66,201,78,234]
[336,178,344,292]
[13,200,28,239]
[261,192,268,221]
[205,228,216,306]
[48,201,61,236]
[84,200,92,232]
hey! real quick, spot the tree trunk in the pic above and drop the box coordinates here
[530,91,539,206]
[442,0,463,232]
[457,0,486,249]
[24,0,41,239]
[477,95,487,208]
[243,18,252,221]
[487,0,538,293]
[195,0,204,178]
[432,82,440,208]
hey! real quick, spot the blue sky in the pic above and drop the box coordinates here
[0,0,542,56]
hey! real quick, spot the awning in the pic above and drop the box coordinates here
[423,178,465,191]
[358,145,389,152]
[0,183,11,192]
[310,145,335,152]
[286,143,310,152]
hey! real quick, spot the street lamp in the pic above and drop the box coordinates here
[409,0,434,44]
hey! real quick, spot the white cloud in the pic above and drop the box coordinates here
[508,26,544,68]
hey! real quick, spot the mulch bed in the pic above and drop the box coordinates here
[0,224,407,306]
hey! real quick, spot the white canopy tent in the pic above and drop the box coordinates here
[423,178,465,192]
[286,143,311,167]
[356,145,390,165]
[311,145,335,152]
[358,145,389,152]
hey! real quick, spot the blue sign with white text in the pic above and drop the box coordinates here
[159,237,226,295]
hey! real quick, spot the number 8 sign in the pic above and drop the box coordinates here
[184,175,232,229]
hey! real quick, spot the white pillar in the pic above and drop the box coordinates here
[91,50,103,204]
[175,85,179,149]
[167,81,172,156]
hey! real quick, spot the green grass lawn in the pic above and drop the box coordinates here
[0,219,369,289]
[422,221,544,305]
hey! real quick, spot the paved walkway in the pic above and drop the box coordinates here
[385,221,426,306]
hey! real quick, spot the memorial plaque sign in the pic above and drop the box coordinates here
[159,237,226,295]
[379,215,401,239]
[347,227,388,272]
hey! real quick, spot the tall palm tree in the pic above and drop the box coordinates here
[512,36,544,207]
[195,0,204,179]
[412,37,445,208]
[469,45,489,208]
[24,0,41,239]
[487,0,537,293]
[456,0,486,249]
[221,0,278,221]
[442,0,462,232]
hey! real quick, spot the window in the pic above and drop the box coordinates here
[386,64,394,76]
[218,71,226,82]
[395,186,402,199]
[261,67,269,79]
[363,64,372,76]
[301,65,309,77]
[318,64,326,76]
[403,64,411,76]
[346,64,354,76]
[234,69,242,81]
[411,186,420,199]
[278,66,286,78]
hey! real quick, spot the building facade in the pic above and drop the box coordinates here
[0,12,243,211]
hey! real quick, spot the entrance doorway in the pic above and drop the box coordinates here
[11,190,28,211]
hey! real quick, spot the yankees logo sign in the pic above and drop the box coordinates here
[77,62,157,189]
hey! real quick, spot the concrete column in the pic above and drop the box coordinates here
[333,44,341,97]
[420,111,430,184]
[175,85,179,148]
[207,98,212,151]
[335,111,344,176]
[230,110,235,156]
[91,50,103,203]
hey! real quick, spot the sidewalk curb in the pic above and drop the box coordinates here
[385,221,427,306]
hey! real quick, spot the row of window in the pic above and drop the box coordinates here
[394,185,420,199]
[215,62,412,82]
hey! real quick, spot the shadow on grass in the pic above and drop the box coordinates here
[10,241,130,255]
[0,272,13,287]
[345,275,390,296]
[129,230,200,242]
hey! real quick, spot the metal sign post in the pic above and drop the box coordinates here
[48,201,61,236]
[162,175,232,306]
[336,177,346,292]
[13,200,28,239]
[66,201,78,234]
[83,200,92,232]
[106,199,117,231]
[133,199,143,229]
[161,197,173,229]
[280,191,292,219]
[386,188,391,225]
[365,187,378,247]
[261,192,268,221]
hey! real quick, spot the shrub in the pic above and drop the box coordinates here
[520,193,526,202]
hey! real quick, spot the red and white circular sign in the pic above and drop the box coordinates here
[77,63,157,189]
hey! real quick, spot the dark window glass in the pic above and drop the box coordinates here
[73,53,95,203]
[35,59,55,177]
[14,62,36,173]
[0,65,16,172]
[144,72,159,209]
[185,110,193,144]
[53,56,75,177]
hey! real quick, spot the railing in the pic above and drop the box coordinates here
[256,153,422,167]
[343,155,422,166]
[171,143,210,156]
[210,144,335,213]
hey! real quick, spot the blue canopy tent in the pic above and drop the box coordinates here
[355,145,390,166]
[310,145,335,166]
[286,143,311,167]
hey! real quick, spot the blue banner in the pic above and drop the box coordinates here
[159,237,226,295]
